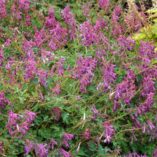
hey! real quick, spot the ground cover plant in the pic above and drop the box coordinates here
[0,0,157,156]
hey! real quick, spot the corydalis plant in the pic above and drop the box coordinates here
[62,133,74,148]
[117,35,135,51]
[114,70,136,111]
[0,0,7,18]
[80,21,98,46]
[45,7,58,28]
[73,56,97,93]
[111,5,123,37]
[103,121,115,143]
[61,6,77,40]
[18,0,30,11]
[99,0,110,12]
[0,92,10,109]
[124,0,146,32]
[49,23,68,51]
[102,62,116,91]
[139,41,156,64]
[6,110,36,137]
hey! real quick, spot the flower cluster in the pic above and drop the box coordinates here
[34,144,48,157]
[98,0,110,11]
[62,133,74,148]
[103,122,115,143]
[80,21,98,46]
[73,56,97,92]
[0,0,7,18]
[124,4,146,32]
[49,24,68,51]
[37,69,48,87]
[114,70,136,111]
[135,92,154,116]
[0,92,10,109]
[102,62,116,91]
[24,58,37,80]
[6,110,36,136]
[60,148,71,157]
[34,28,46,47]
[139,41,156,64]
[45,7,58,28]
[111,5,123,37]
[124,152,147,157]
[51,58,65,76]
[61,6,77,40]
[18,0,30,11]
[25,140,48,157]
[118,35,135,51]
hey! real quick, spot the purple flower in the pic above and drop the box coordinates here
[73,56,97,92]
[99,0,110,11]
[45,7,58,28]
[41,49,54,63]
[4,39,11,47]
[142,66,157,79]
[25,110,36,123]
[5,58,14,70]
[112,23,123,38]
[114,70,136,111]
[96,50,106,59]
[0,0,7,18]
[141,76,155,97]
[118,35,135,51]
[52,84,61,95]
[51,58,65,77]
[34,28,46,47]
[153,148,157,157]
[6,111,19,136]
[112,5,122,22]
[102,63,116,91]
[130,115,141,128]
[62,133,74,148]
[11,3,22,20]
[82,2,91,17]
[124,10,146,32]
[48,139,57,150]
[83,128,90,140]
[60,148,71,157]
[34,144,48,157]
[139,41,155,64]
[25,14,31,26]
[124,152,147,157]
[24,59,37,80]
[103,122,115,143]
[37,69,48,87]
[22,40,36,58]
[18,0,30,11]
[147,120,155,130]
[0,92,10,109]
[24,140,34,155]
[49,24,68,51]
[0,49,4,66]
[91,105,99,120]
[111,6,123,37]
[6,110,36,137]
[94,18,107,31]
[136,93,154,116]
[61,6,77,40]
[80,21,97,46]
